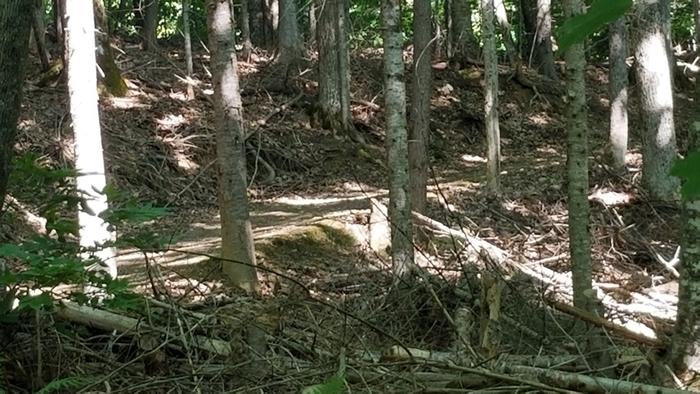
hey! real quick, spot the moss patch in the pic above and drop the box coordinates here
[258,224,357,269]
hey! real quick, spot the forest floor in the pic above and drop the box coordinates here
[2,40,698,392]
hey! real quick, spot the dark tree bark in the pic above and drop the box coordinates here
[563,0,593,317]
[94,0,128,96]
[383,0,414,278]
[240,0,254,60]
[669,69,700,375]
[54,0,65,62]
[133,0,144,31]
[32,0,51,71]
[277,0,302,65]
[521,0,556,79]
[249,0,265,47]
[446,0,478,64]
[563,0,613,371]
[0,1,35,213]
[409,0,432,216]
[142,0,159,50]
[316,0,354,136]
[695,0,700,52]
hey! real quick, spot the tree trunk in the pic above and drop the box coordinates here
[142,0,159,50]
[382,0,414,278]
[695,0,700,52]
[449,0,478,65]
[494,0,519,67]
[94,0,128,97]
[633,0,679,201]
[521,0,556,79]
[133,0,144,30]
[32,0,51,72]
[263,0,279,49]
[316,0,353,135]
[239,0,253,61]
[669,74,700,374]
[481,0,501,195]
[563,0,612,371]
[608,17,629,172]
[206,0,259,293]
[277,0,302,65]
[563,0,593,317]
[54,0,65,64]
[309,1,317,45]
[409,0,432,216]
[183,0,195,98]
[0,1,35,214]
[65,0,117,278]
[249,0,265,47]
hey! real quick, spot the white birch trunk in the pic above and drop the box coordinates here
[65,0,117,278]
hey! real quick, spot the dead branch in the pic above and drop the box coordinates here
[412,209,668,347]
[547,300,664,347]
[500,365,691,394]
[55,301,232,356]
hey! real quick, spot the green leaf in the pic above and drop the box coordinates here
[302,375,345,394]
[35,376,95,394]
[557,0,632,52]
[0,243,34,260]
[18,292,54,311]
[671,151,700,200]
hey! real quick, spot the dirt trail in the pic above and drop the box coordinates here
[117,190,387,296]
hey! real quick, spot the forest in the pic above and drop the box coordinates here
[1,0,700,392]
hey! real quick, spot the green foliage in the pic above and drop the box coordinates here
[302,375,345,394]
[671,149,700,200]
[672,0,695,48]
[1,155,167,317]
[35,376,95,394]
[349,1,383,47]
[349,0,413,48]
[302,349,347,393]
[557,0,632,52]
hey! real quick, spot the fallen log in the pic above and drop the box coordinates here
[501,364,692,394]
[411,209,667,346]
[55,300,232,356]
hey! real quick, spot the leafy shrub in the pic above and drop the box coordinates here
[0,155,169,319]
